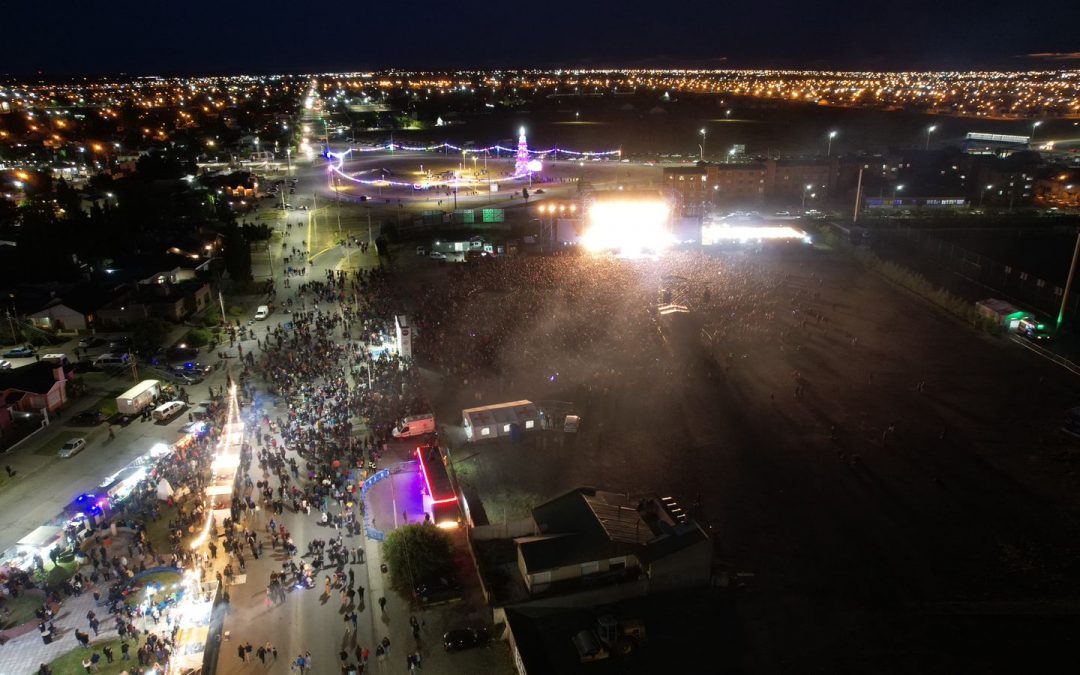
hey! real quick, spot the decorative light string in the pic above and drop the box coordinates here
[326,136,620,189]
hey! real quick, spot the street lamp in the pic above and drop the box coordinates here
[893,184,904,202]
[980,184,993,208]
[802,183,812,211]
[827,130,838,157]
[1031,120,1042,146]
[925,125,937,151]
[699,128,707,161]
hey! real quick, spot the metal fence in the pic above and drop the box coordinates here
[873,225,1080,322]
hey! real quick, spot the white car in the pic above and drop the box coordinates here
[428,251,447,261]
[152,401,186,422]
[0,359,11,370]
[58,437,87,458]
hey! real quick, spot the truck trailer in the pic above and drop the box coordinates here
[116,380,161,416]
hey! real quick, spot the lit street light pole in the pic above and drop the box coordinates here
[827,130,838,157]
[1031,120,1042,147]
[925,125,937,151]
[699,128,707,161]
[980,184,993,208]
[802,184,812,211]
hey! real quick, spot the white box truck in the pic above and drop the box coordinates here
[116,380,161,416]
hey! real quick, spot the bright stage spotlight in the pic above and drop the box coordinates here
[582,198,673,257]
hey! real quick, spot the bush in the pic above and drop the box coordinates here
[184,328,212,347]
[382,524,454,596]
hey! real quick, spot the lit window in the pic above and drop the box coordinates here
[503,424,511,432]
[481,428,490,436]
[525,420,534,429]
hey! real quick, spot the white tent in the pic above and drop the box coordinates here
[156,478,175,501]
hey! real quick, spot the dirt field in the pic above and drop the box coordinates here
[395,243,1080,672]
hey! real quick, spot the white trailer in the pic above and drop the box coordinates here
[463,400,540,442]
[116,380,160,416]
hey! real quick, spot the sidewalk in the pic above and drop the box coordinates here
[0,585,119,674]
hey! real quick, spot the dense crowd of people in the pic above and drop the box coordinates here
[410,251,792,404]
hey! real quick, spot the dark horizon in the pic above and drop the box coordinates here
[4,0,1079,78]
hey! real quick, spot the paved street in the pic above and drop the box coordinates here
[214,198,510,675]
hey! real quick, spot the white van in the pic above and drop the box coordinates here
[152,401,186,422]
[94,353,130,369]
[255,305,270,320]
[41,353,71,366]
[392,413,435,438]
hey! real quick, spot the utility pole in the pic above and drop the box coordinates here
[852,167,864,224]
[219,290,227,326]
[1057,230,1080,330]
[5,308,18,343]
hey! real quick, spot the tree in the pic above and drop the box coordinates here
[382,524,454,596]
[184,328,212,347]
[131,317,172,355]
[223,224,252,281]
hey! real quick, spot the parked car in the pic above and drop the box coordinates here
[170,370,203,385]
[176,361,213,374]
[428,251,447,261]
[414,576,461,604]
[152,401,186,422]
[0,359,11,370]
[443,627,489,652]
[107,337,131,351]
[58,437,88,458]
[78,336,106,349]
[166,345,199,360]
[2,346,35,358]
[93,353,130,369]
[69,410,105,426]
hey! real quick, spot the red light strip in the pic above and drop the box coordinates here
[416,447,457,504]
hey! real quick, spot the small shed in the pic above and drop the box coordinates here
[976,298,1027,330]
[463,400,541,441]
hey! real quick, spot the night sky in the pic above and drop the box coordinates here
[5,0,1079,76]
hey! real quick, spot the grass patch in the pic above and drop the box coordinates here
[124,570,182,608]
[33,558,77,590]
[143,504,184,553]
[0,592,44,629]
[33,431,88,457]
[481,488,543,523]
[48,635,159,675]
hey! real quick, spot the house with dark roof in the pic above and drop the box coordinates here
[502,591,731,675]
[28,286,127,332]
[515,487,712,597]
[0,361,71,416]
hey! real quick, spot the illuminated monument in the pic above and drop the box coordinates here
[514,126,530,178]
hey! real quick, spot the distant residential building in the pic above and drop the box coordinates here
[28,286,126,332]
[665,158,839,207]
[1034,169,1080,208]
[515,487,712,597]
[97,277,210,326]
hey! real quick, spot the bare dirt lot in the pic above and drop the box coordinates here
[395,243,1080,672]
